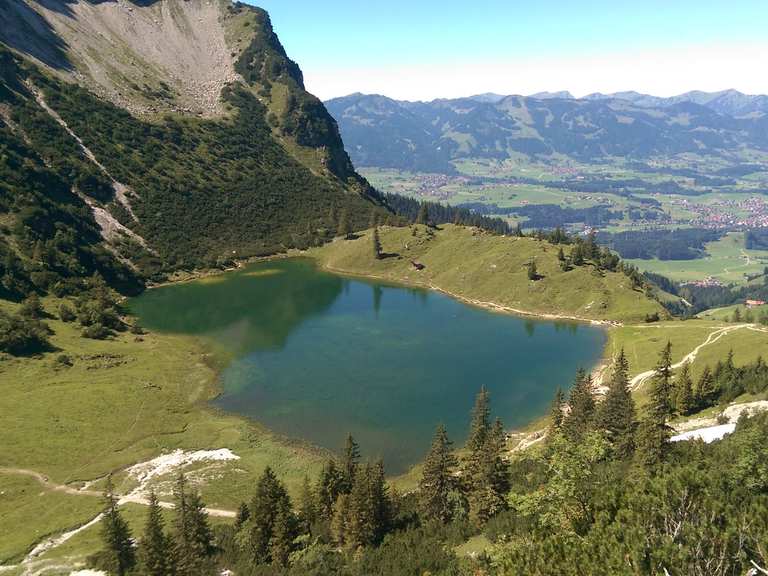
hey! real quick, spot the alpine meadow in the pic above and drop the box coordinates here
[1,1,768,575]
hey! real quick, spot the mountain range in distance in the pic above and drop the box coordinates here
[325,89,768,174]
[468,89,768,117]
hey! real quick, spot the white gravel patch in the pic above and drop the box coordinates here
[671,423,736,444]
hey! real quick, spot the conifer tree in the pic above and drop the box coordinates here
[464,389,509,525]
[675,362,694,416]
[138,491,173,576]
[337,208,351,239]
[653,341,674,413]
[595,349,636,458]
[99,477,135,576]
[466,387,490,463]
[636,344,674,470]
[234,502,250,531]
[419,424,459,523]
[269,508,295,568]
[562,369,596,441]
[694,366,716,409]
[242,466,295,565]
[557,247,565,261]
[416,202,429,225]
[341,434,361,494]
[368,206,378,229]
[348,463,373,548]
[172,473,214,576]
[372,226,382,260]
[298,475,316,534]
[331,493,349,547]
[347,460,390,548]
[316,459,343,520]
[527,260,538,280]
[369,460,390,543]
[484,418,510,508]
[548,388,565,435]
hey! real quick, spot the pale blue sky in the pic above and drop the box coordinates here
[247,1,768,100]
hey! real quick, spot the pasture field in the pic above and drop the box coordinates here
[0,298,327,564]
[625,232,768,285]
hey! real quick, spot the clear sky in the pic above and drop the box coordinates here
[247,1,768,101]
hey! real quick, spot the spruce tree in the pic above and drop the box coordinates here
[416,202,429,225]
[99,477,135,576]
[341,434,361,493]
[234,502,250,531]
[242,466,294,565]
[372,226,382,260]
[675,362,694,416]
[527,260,538,280]
[369,460,390,543]
[636,344,674,470]
[138,491,173,576]
[654,341,674,413]
[466,387,491,458]
[548,388,565,435]
[595,349,636,458]
[419,424,459,523]
[562,369,596,441]
[347,460,390,548]
[316,459,343,520]
[464,389,508,525]
[331,493,349,547]
[695,366,716,409]
[347,463,373,548]
[298,475,316,534]
[172,473,214,576]
[269,508,295,568]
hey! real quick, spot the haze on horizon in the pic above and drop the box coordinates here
[250,0,768,102]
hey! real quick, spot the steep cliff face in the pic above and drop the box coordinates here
[0,0,382,288]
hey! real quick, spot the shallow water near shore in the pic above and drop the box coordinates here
[130,258,606,473]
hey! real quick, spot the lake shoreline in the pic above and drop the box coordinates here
[131,254,612,479]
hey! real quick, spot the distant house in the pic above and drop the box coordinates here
[746,299,766,308]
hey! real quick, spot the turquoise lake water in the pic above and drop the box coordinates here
[130,258,606,473]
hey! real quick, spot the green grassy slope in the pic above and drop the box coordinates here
[311,224,665,323]
[0,297,327,563]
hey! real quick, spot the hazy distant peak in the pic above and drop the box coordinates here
[529,90,574,100]
[468,92,508,103]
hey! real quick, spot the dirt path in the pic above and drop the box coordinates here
[0,468,103,498]
[0,450,238,572]
[629,324,750,389]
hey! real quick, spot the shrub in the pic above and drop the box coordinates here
[82,323,110,340]
[59,303,76,322]
[0,310,50,355]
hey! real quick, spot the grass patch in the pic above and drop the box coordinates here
[0,474,103,564]
[0,297,327,562]
[310,224,664,323]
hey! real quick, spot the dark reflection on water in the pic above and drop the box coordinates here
[131,258,605,474]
